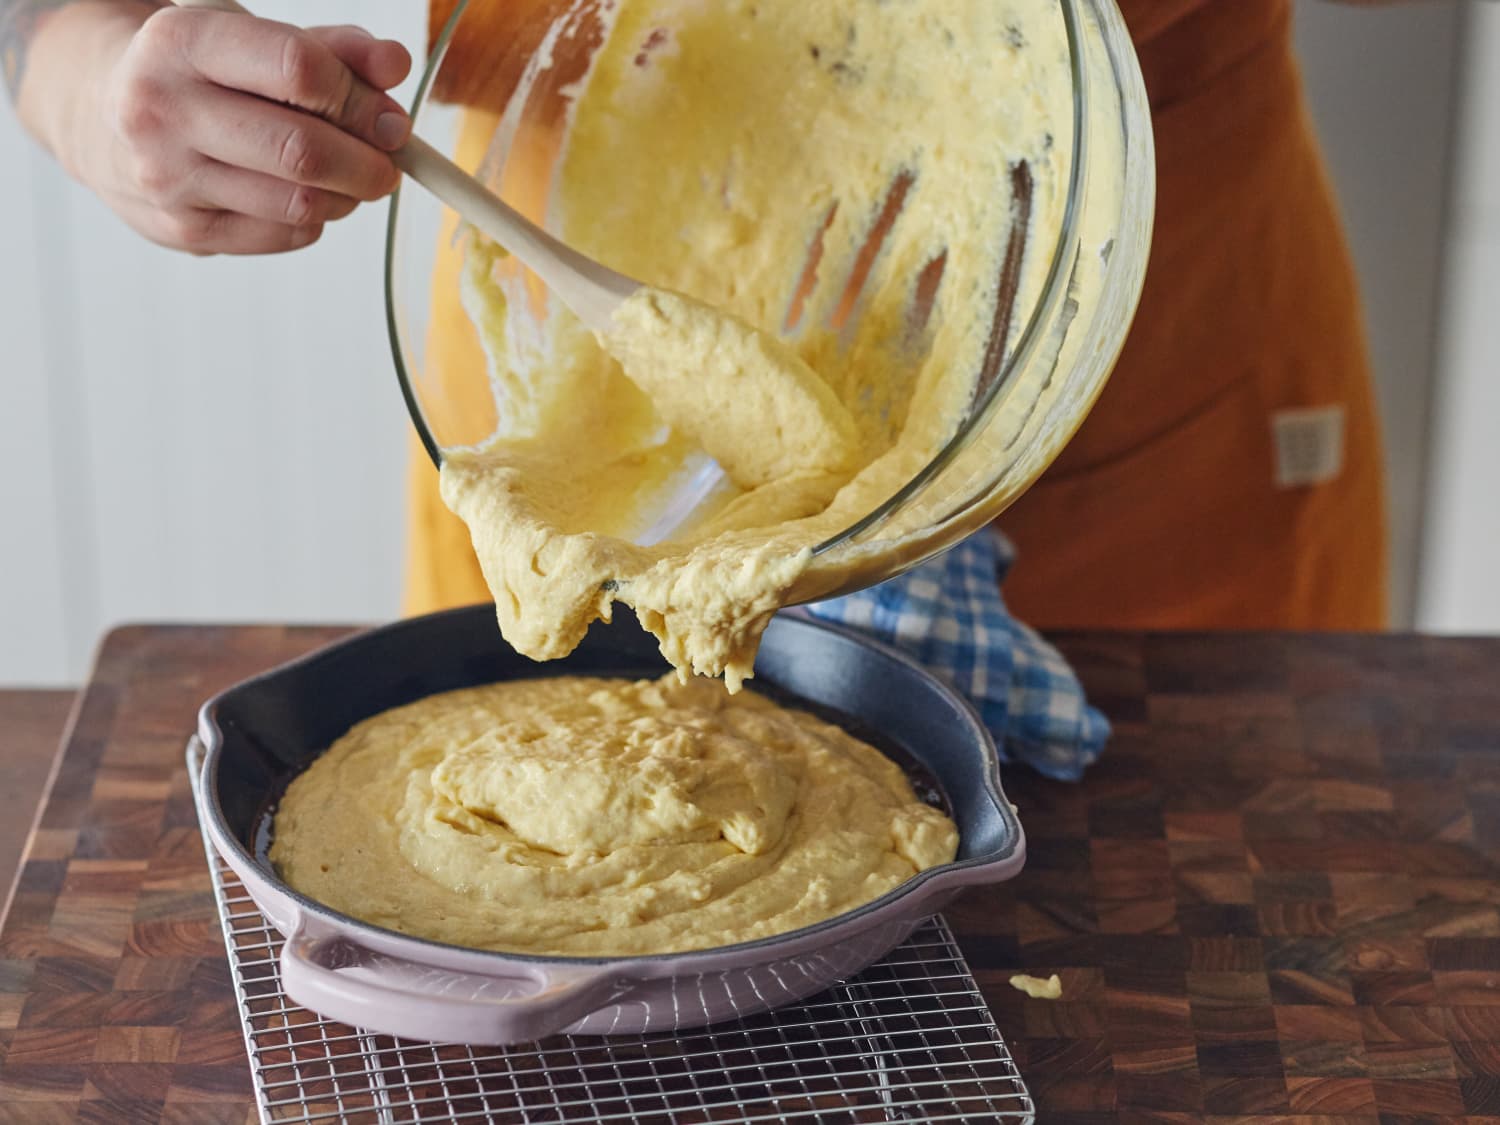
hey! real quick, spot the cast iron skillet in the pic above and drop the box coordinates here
[193,605,1025,1044]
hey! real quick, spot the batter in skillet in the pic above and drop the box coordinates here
[271,675,958,956]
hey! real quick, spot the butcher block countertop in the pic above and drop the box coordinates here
[2,625,1499,1122]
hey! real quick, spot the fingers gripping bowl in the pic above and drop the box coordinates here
[194,608,1025,1045]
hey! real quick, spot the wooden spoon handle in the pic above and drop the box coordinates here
[393,137,632,330]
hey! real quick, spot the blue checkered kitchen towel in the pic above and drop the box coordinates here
[791,528,1110,781]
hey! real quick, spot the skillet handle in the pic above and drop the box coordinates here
[279,921,622,1045]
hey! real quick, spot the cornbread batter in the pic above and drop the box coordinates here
[603,288,862,490]
[440,0,1099,688]
[270,675,958,956]
[1010,973,1064,1000]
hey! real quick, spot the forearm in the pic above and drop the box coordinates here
[3,0,158,171]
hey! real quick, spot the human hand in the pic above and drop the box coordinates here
[74,6,412,254]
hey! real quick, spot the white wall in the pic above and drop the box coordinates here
[0,113,70,681]
[1294,0,1461,628]
[0,1,1490,685]
[1419,1,1500,633]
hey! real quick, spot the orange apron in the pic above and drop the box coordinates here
[404,0,1390,631]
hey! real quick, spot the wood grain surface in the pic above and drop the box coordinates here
[1,625,1498,1123]
[0,691,74,927]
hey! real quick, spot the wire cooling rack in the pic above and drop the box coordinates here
[197,806,1033,1123]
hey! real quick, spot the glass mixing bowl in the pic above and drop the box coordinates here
[385,0,1154,603]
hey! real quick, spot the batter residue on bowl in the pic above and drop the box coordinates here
[270,675,958,956]
[439,0,1095,689]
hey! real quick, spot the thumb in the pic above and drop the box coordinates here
[307,25,413,93]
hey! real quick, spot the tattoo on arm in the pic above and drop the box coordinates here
[2,0,83,102]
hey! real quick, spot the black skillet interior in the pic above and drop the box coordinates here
[202,605,1019,871]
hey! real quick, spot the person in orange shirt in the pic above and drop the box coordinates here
[4,0,1389,632]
